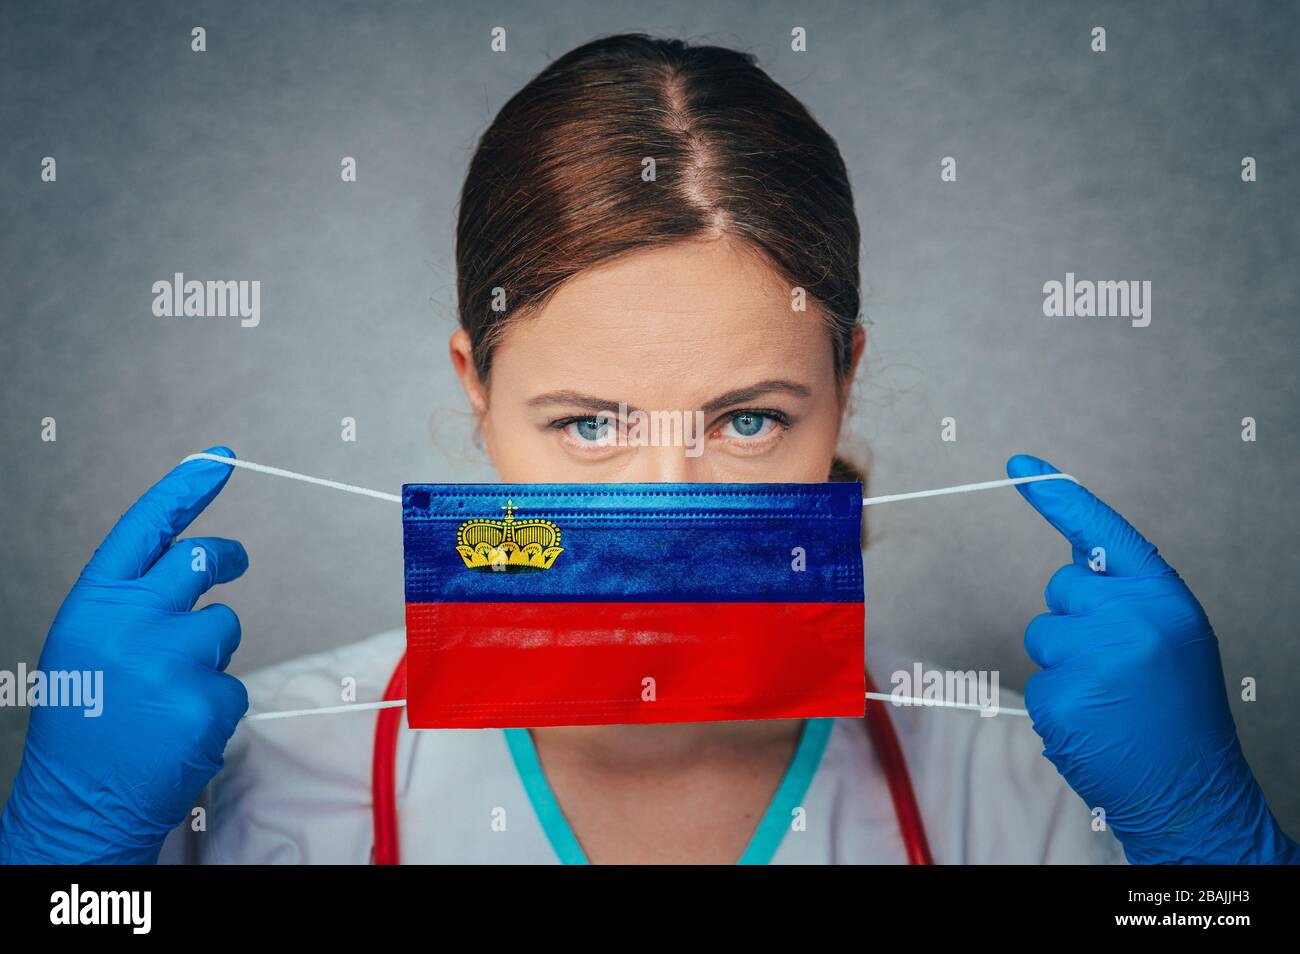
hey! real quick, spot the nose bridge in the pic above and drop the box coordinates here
[624,444,695,484]
[613,405,712,483]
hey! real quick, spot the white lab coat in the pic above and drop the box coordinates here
[160,628,1126,864]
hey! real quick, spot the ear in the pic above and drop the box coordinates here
[449,328,489,416]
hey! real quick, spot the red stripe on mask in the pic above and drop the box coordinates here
[404,600,865,728]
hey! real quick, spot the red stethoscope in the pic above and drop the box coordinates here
[371,655,933,865]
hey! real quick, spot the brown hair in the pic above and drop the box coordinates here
[455,33,865,483]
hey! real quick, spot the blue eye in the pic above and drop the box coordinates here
[721,411,780,440]
[565,417,610,443]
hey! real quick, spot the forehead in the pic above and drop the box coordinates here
[490,238,835,400]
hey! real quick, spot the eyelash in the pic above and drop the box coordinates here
[549,409,792,446]
[714,408,791,440]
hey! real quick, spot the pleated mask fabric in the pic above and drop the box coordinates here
[401,482,865,729]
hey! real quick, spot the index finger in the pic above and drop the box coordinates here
[1007,453,1172,578]
[82,446,239,582]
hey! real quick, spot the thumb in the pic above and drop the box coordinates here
[1007,454,1171,578]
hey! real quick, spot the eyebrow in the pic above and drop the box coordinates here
[525,379,813,415]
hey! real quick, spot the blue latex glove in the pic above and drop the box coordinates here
[1009,454,1298,864]
[0,448,248,864]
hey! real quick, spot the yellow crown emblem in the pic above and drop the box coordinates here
[455,499,564,573]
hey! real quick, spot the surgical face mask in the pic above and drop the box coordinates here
[401,482,866,728]
[180,453,1071,724]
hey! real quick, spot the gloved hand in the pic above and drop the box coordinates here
[1009,454,1298,864]
[0,447,249,864]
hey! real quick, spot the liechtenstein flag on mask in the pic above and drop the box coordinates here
[401,483,865,728]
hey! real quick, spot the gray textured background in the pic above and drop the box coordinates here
[2,0,1298,832]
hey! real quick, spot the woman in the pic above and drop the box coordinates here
[1,34,1293,865]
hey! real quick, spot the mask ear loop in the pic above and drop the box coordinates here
[177,453,1077,722]
[859,472,1078,506]
[181,452,1077,511]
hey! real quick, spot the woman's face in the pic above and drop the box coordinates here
[451,237,864,484]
